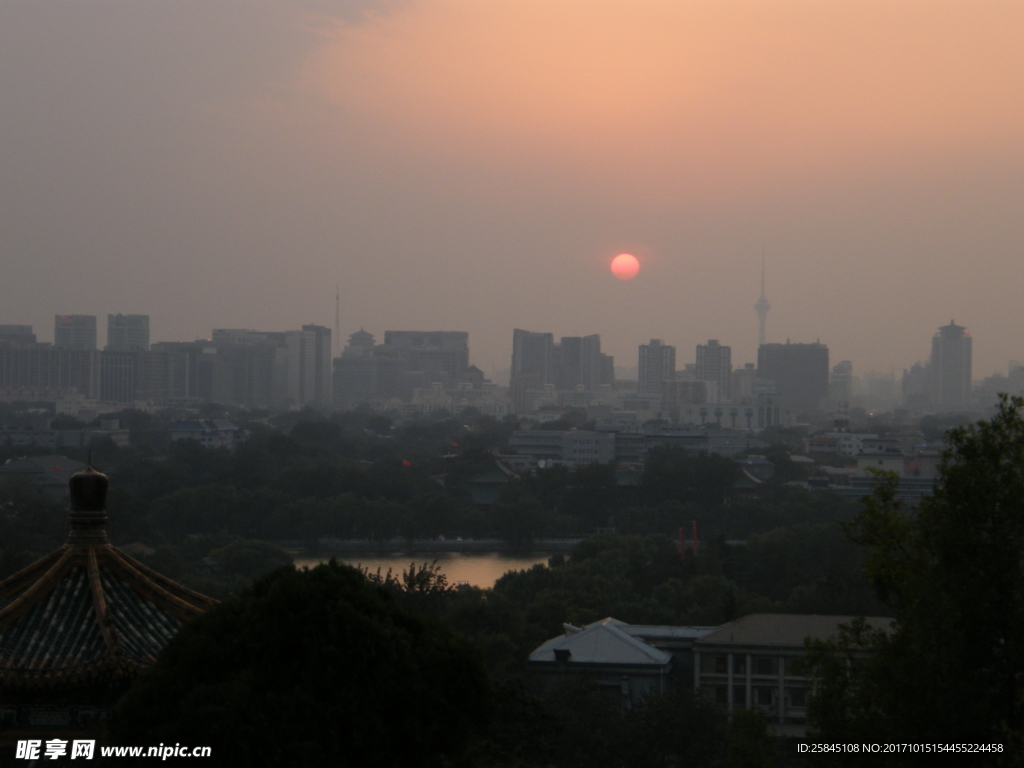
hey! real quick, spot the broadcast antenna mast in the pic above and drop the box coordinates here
[334,282,340,358]
[754,247,771,348]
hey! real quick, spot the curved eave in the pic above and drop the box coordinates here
[0,542,216,689]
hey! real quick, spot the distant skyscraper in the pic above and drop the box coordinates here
[696,340,732,401]
[758,341,829,414]
[754,251,770,348]
[599,353,615,386]
[580,335,602,390]
[556,334,602,390]
[638,339,676,395]
[930,321,972,410]
[54,315,97,350]
[300,324,333,408]
[106,314,150,351]
[511,329,555,386]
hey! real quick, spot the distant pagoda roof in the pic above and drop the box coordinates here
[0,467,216,689]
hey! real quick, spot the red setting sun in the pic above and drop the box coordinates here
[610,253,640,280]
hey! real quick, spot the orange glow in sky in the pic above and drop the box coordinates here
[301,0,1024,199]
[4,1,1021,376]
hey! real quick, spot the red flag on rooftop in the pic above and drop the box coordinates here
[402,460,412,467]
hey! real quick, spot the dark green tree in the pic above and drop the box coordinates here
[111,561,490,767]
[806,396,1024,756]
[643,447,741,507]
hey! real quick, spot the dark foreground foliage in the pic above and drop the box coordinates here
[110,561,491,768]
[805,396,1024,766]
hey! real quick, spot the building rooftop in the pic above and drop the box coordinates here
[695,613,892,650]
[620,625,718,641]
[529,617,672,666]
[0,467,215,688]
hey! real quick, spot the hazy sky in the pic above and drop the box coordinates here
[2,1,1022,378]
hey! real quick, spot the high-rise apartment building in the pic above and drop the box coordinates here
[511,329,555,386]
[557,334,602,391]
[757,342,829,414]
[106,314,150,351]
[696,340,732,401]
[638,339,676,395]
[300,324,333,408]
[580,335,603,391]
[930,321,971,410]
[54,315,97,350]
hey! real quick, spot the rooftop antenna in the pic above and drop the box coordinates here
[754,246,771,348]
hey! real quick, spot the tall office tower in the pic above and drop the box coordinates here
[282,325,333,408]
[757,341,829,414]
[334,283,341,358]
[696,340,732,401]
[755,252,770,348]
[511,328,555,385]
[580,335,602,390]
[54,315,97,350]
[0,325,36,345]
[556,335,602,390]
[930,321,972,410]
[554,336,576,390]
[106,314,150,351]
[599,353,615,386]
[302,324,333,408]
[638,339,676,395]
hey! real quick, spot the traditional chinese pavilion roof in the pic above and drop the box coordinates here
[0,467,216,689]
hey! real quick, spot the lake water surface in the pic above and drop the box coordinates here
[294,552,552,589]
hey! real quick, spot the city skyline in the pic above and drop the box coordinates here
[2,310,1000,385]
[1,2,1021,378]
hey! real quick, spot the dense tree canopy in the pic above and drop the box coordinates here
[111,562,491,767]
[807,396,1024,758]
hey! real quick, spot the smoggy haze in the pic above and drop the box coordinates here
[1,0,1022,377]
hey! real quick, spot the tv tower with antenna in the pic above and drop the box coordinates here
[755,249,770,348]
[334,282,340,358]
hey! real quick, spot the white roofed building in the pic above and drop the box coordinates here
[529,617,675,707]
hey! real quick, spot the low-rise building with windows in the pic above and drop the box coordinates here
[693,614,891,736]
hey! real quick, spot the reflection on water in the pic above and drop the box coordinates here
[294,552,552,589]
